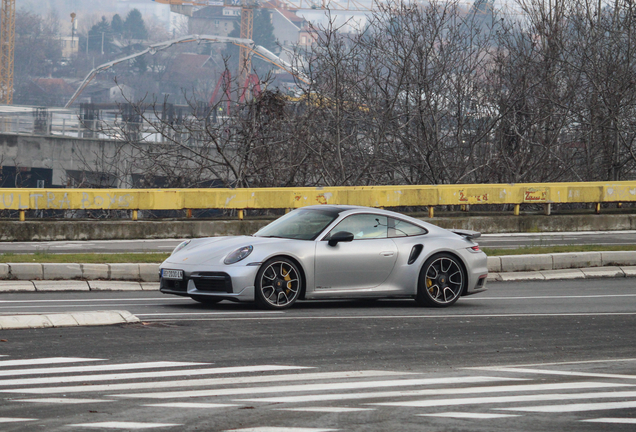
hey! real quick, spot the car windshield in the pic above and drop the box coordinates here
[254,209,339,240]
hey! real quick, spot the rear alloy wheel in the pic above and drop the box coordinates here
[255,257,302,310]
[416,253,466,307]
[190,295,222,305]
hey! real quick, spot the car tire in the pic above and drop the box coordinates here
[190,295,222,305]
[416,253,466,307]
[255,257,302,310]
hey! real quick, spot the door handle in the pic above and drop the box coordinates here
[380,251,394,257]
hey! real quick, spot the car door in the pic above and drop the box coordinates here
[314,213,398,291]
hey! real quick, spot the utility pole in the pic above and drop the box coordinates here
[0,0,16,104]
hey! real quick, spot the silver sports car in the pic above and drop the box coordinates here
[159,205,488,309]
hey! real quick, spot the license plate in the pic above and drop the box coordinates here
[162,269,183,280]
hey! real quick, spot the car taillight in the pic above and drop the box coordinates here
[467,245,481,253]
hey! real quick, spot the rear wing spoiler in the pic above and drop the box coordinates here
[450,229,481,241]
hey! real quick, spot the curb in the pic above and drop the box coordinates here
[0,310,140,330]
[488,265,636,282]
[0,281,159,292]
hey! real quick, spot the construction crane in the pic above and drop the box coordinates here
[153,0,373,90]
[0,0,15,104]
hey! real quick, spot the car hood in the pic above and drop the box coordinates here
[162,235,296,267]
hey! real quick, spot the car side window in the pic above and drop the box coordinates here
[327,214,388,240]
[388,218,427,237]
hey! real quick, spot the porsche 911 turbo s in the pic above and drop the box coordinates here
[159,205,488,309]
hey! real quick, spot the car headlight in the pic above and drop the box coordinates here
[171,240,192,256]
[224,245,253,264]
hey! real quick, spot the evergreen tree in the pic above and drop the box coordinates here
[124,9,148,40]
[253,9,277,53]
[87,16,112,53]
[111,14,124,36]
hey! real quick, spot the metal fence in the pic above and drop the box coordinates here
[1,181,634,221]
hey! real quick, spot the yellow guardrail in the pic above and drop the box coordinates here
[1,181,634,220]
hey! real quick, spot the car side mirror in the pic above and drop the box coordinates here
[328,231,354,247]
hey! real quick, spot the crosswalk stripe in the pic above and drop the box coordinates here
[0,365,307,387]
[370,390,636,408]
[497,401,636,413]
[110,377,518,400]
[0,357,103,367]
[583,418,636,424]
[143,403,239,408]
[225,429,339,432]
[0,417,37,423]
[69,422,182,429]
[236,381,627,404]
[467,367,636,380]
[13,398,114,404]
[2,370,408,395]
[276,407,375,412]
[0,361,210,377]
[419,412,520,419]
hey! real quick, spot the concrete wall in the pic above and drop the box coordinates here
[1,213,636,241]
[0,133,122,187]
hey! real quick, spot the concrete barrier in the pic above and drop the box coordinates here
[500,255,553,272]
[2,214,636,242]
[9,263,43,280]
[42,263,82,280]
[552,252,602,269]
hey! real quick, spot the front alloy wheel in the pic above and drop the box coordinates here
[416,253,466,307]
[255,257,302,310]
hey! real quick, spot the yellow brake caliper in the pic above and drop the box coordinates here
[426,278,434,294]
[283,267,292,294]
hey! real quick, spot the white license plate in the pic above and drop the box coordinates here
[162,269,183,280]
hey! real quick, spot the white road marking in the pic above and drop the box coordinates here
[0,417,37,423]
[463,294,636,301]
[466,358,636,369]
[111,377,516,400]
[144,402,239,408]
[0,357,103,367]
[0,365,306,387]
[237,381,624,404]
[419,412,520,419]
[14,398,114,404]
[226,428,338,432]
[464,367,636,380]
[370,391,636,408]
[69,422,182,429]
[2,370,403,395]
[0,361,210,377]
[0,298,187,304]
[583,418,636,424]
[277,407,374,412]
[135,312,284,316]
[498,401,636,413]
[138,312,636,322]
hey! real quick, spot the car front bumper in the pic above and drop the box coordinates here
[159,263,259,302]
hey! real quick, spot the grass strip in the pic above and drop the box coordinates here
[483,244,636,256]
[0,252,170,264]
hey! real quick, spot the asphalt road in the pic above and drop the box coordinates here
[2,230,636,254]
[0,278,635,431]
